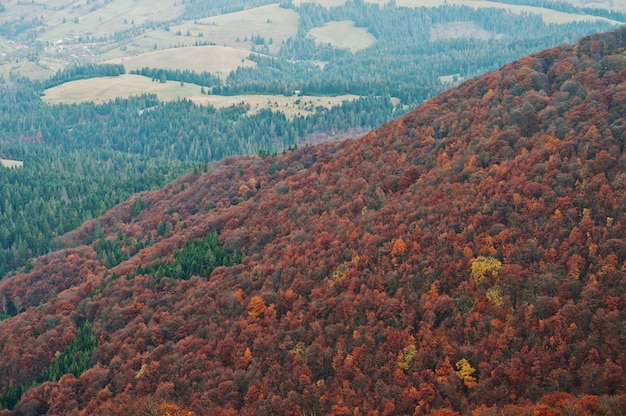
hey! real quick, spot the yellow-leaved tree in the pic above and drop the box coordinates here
[486,284,504,307]
[455,358,477,388]
[397,344,418,371]
[470,256,502,283]
[471,256,505,307]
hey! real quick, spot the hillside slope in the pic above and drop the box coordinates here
[1,28,626,415]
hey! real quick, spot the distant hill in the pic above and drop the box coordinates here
[1,27,626,415]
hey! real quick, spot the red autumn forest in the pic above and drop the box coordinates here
[1,28,626,415]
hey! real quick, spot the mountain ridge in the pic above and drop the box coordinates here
[1,28,626,415]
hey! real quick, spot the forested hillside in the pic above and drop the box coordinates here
[185,1,624,100]
[1,27,625,415]
[2,0,623,281]
[0,80,395,278]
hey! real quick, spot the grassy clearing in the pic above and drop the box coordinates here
[0,0,181,42]
[41,74,362,118]
[0,60,56,82]
[41,74,203,104]
[0,0,60,24]
[173,4,298,54]
[35,0,184,42]
[0,159,24,169]
[99,4,299,60]
[192,94,363,118]
[438,73,463,85]
[0,57,67,82]
[307,21,376,53]
[106,46,256,75]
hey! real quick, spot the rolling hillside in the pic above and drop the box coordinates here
[0,27,626,415]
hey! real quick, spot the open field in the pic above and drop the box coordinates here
[192,94,363,118]
[0,2,352,84]
[1,0,183,42]
[307,21,376,53]
[41,74,205,104]
[0,159,24,168]
[0,60,57,82]
[173,4,299,55]
[105,46,256,76]
[41,74,363,118]
[97,4,299,61]
[0,0,70,25]
[438,73,463,84]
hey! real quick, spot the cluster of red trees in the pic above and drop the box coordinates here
[1,28,626,415]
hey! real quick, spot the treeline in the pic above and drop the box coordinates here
[214,50,443,102]
[128,57,441,103]
[583,7,626,21]
[491,0,586,14]
[179,0,278,20]
[129,67,221,87]
[43,64,126,89]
